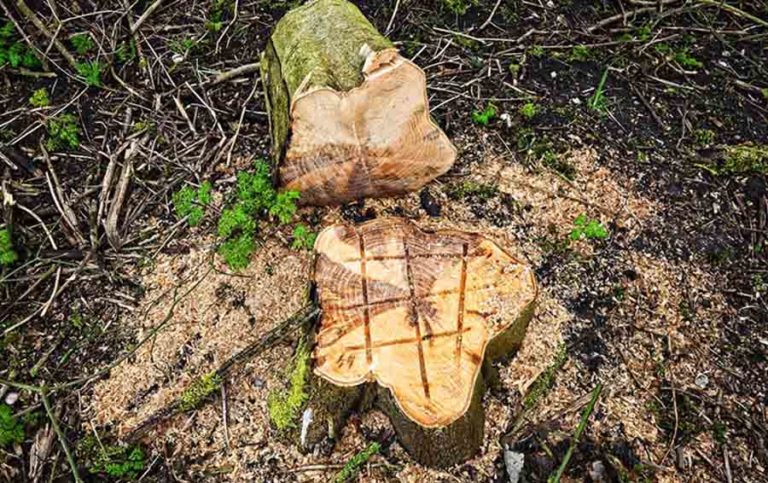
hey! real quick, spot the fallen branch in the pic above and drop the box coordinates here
[210,62,261,86]
[125,304,319,440]
[130,0,165,34]
[14,0,78,69]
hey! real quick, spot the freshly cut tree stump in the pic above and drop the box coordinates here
[260,0,456,206]
[308,218,538,467]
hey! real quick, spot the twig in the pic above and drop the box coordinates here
[226,81,260,165]
[210,62,261,86]
[106,140,139,250]
[697,0,768,29]
[15,0,78,69]
[130,0,165,34]
[479,0,503,30]
[40,389,82,483]
[549,383,603,483]
[385,0,401,35]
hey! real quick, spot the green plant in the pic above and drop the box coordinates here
[75,60,104,86]
[762,88,768,100]
[447,180,498,201]
[673,48,703,69]
[0,228,18,266]
[548,383,602,483]
[569,214,609,241]
[268,339,311,430]
[471,103,497,126]
[694,128,715,147]
[291,224,316,251]
[589,67,609,112]
[70,33,94,55]
[206,0,231,32]
[169,37,197,55]
[520,102,538,119]
[530,45,545,57]
[29,88,50,107]
[46,113,81,151]
[116,40,136,63]
[0,21,41,69]
[721,144,768,174]
[570,45,591,61]
[334,442,381,482]
[442,0,477,15]
[79,436,146,480]
[173,181,212,227]
[0,404,24,448]
[216,160,300,270]
[524,344,567,409]
[179,371,222,412]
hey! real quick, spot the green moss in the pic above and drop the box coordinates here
[179,371,222,412]
[29,88,50,107]
[75,60,104,87]
[519,102,538,120]
[721,144,768,174]
[524,344,567,409]
[334,442,380,482]
[693,128,715,147]
[447,180,498,201]
[291,224,317,250]
[46,113,81,151]
[70,33,94,55]
[0,21,41,69]
[569,45,591,61]
[0,404,24,448]
[0,228,18,266]
[471,103,497,126]
[268,339,311,430]
[442,0,477,15]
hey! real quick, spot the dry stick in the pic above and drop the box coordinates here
[226,80,260,166]
[106,140,139,250]
[697,0,768,28]
[587,6,658,32]
[478,0,503,30]
[385,0,401,35]
[125,304,319,440]
[549,383,603,483]
[130,0,164,34]
[39,389,82,482]
[210,62,261,86]
[15,0,78,69]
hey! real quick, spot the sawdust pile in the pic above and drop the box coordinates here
[86,148,734,481]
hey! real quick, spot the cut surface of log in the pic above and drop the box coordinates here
[261,0,456,206]
[312,218,538,428]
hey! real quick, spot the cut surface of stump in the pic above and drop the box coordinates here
[261,0,456,206]
[312,218,538,428]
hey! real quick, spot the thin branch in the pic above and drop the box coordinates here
[15,0,78,68]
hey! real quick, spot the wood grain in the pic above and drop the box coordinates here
[313,218,538,427]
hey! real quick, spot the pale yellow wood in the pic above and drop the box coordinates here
[280,49,456,206]
[312,218,538,427]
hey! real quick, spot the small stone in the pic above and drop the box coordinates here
[695,373,709,388]
[550,71,557,79]
[589,460,608,482]
[4,392,18,405]
[172,53,185,64]
[504,449,524,483]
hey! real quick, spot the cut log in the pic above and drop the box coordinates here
[260,0,456,206]
[309,218,538,467]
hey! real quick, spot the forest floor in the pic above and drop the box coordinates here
[1,0,767,481]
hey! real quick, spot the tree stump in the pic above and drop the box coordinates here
[260,0,456,206]
[306,218,538,467]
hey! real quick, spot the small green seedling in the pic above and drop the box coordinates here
[762,88,768,100]
[0,228,18,266]
[217,160,301,270]
[673,48,703,69]
[471,103,497,126]
[524,344,566,409]
[46,113,81,151]
[520,102,538,120]
[268,339,311,430]
[721,144,768,175]
[442,0,477,15]
[0,404,24,448]
[116,40,136,64]
[29,88,50,107]
[173,181,213,227]
[79,436,146,480]
[530,45,545,57]
[169,38,197,55]
[693,129,715,147]
[589,67,609,112]
[570,45,590,61]
[0,21,41,69]
[75,60,104,87]
[291,224,317,251]
[70,33,94,55]
[334,442,381,483]
[569,214,609,241]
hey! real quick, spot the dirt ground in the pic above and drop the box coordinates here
[1,0,767,482]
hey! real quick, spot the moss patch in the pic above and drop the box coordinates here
[268,339,311,430]
[179,371,222,412]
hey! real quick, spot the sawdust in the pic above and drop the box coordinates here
[85,147,736,481]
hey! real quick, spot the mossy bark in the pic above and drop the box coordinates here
[260,0,392,164]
